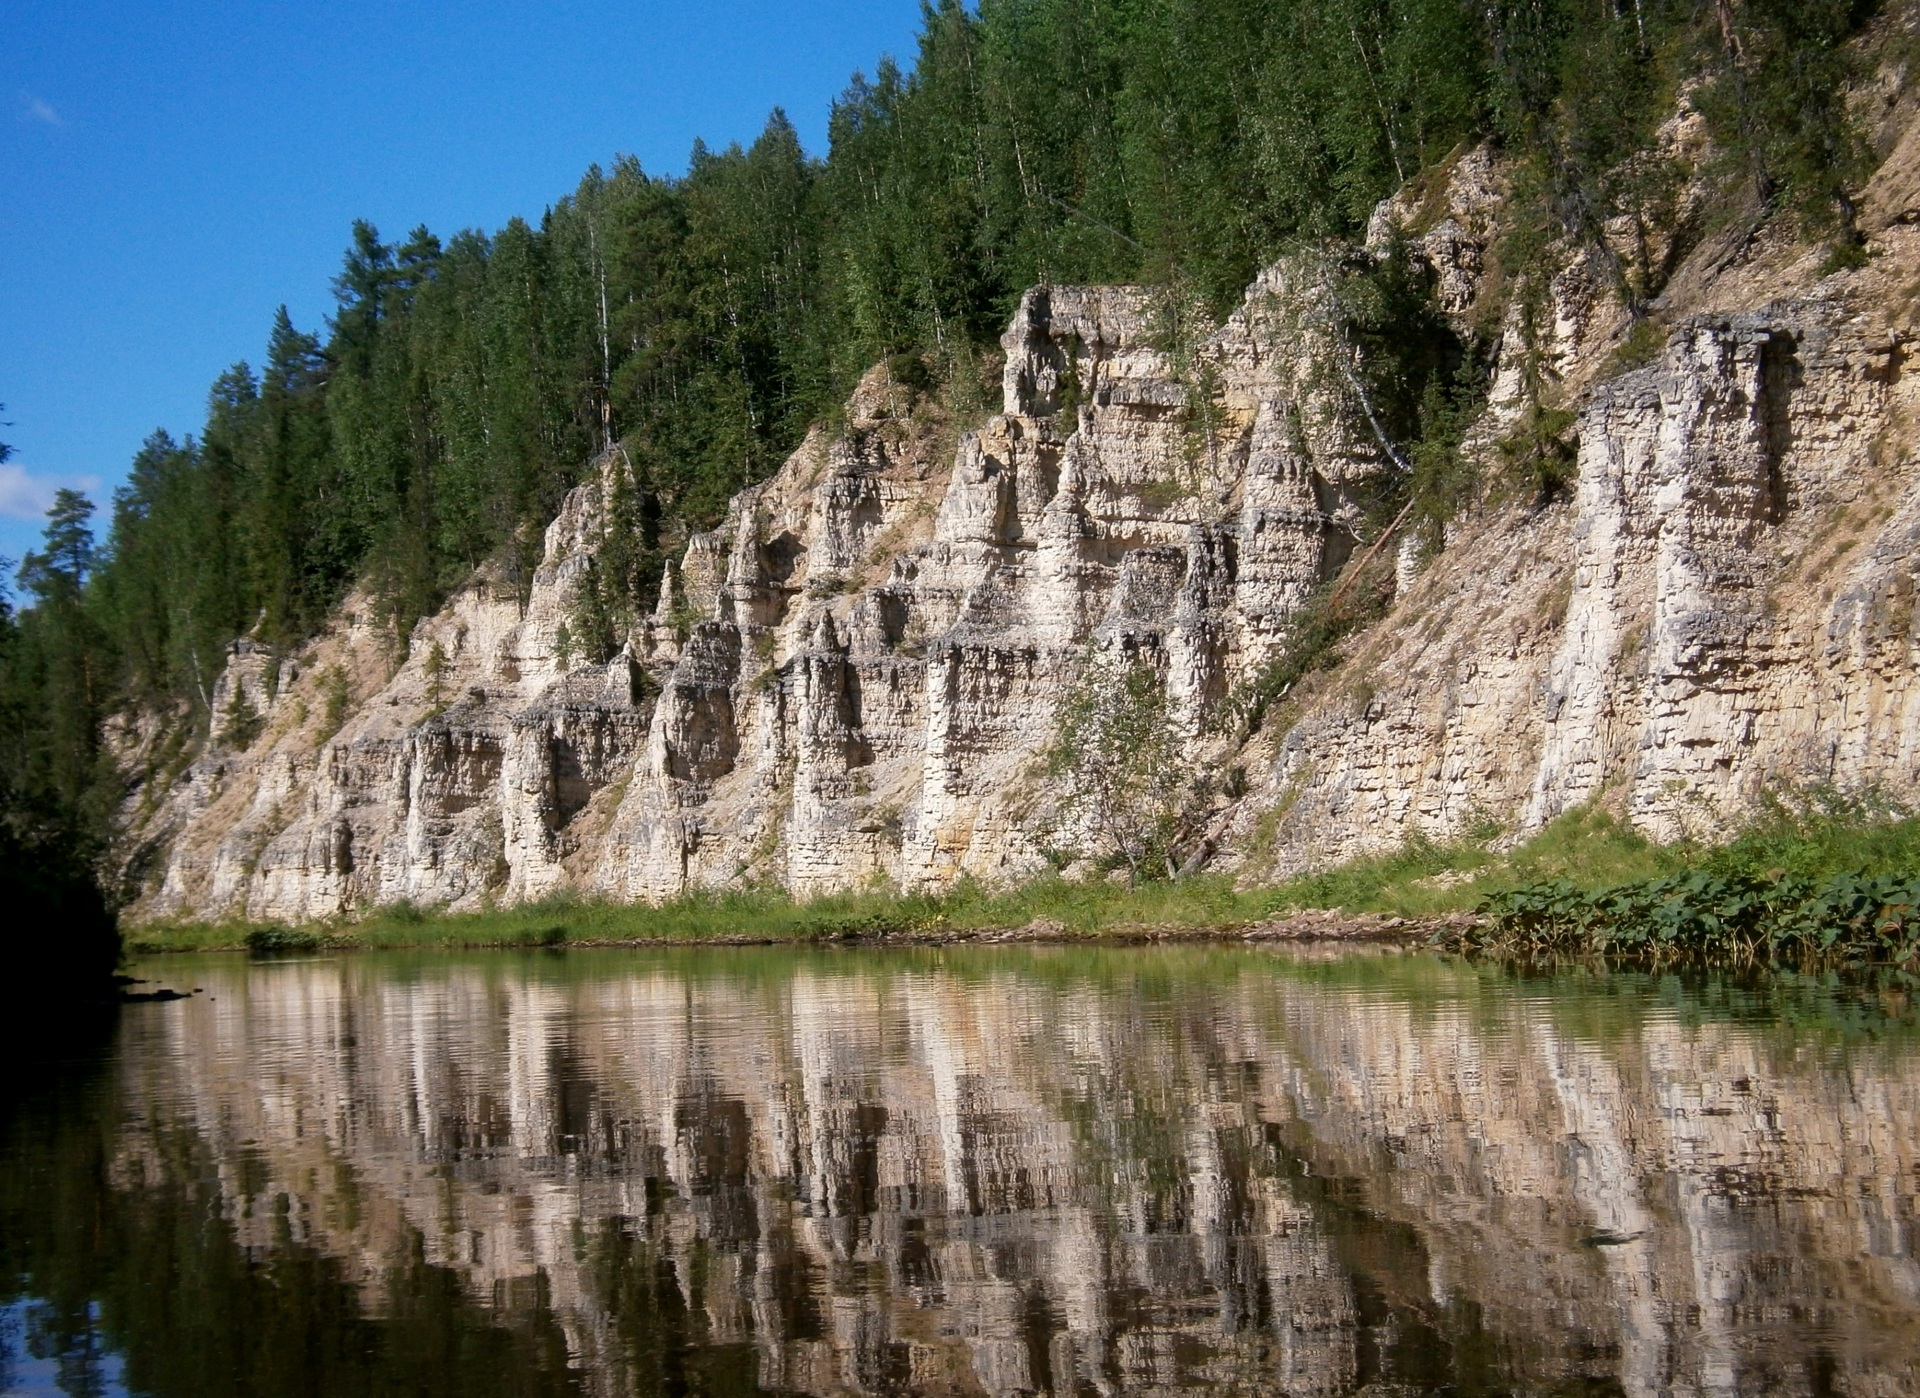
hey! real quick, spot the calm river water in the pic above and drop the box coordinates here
[2,945,1918,1396]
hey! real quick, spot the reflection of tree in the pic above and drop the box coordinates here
[6,955,1919,1397]
[0,1103,584,1398]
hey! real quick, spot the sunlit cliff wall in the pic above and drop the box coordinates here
[123,73,1920,921]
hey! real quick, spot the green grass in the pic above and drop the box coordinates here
[1458,790,1920,965]
[124,876,1302,955]
[121,792,1920,959]
[1259,802,1675,916]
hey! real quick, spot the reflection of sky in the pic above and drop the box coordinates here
[0,1301,130,1398]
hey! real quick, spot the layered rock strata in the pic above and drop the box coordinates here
[125,114,1920,920]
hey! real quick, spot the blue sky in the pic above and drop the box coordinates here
[0,0,926,569]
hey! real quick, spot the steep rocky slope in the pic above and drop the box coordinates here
[122,77,1920,924]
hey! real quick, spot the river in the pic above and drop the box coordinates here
[2,945,1916,1395]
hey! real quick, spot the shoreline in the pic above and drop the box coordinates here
[119,803,1920,965]
[124,908,1467,956]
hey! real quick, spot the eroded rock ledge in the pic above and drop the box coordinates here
[124,140,1920,924]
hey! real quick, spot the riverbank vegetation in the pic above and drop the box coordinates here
[123,792,1920,967]
[1454,793,1920,964]
[0,439,120,997]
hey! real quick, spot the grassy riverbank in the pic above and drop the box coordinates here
[127,874,1318,954]
[1454,794,1920,964]
[123,803,1656,953]
[123,794,1920,960]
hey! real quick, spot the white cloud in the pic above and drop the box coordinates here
[21,93,61,127]
[0,464,59,521]
[0,464,98,523]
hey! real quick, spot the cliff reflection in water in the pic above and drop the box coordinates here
[85,950,1920,1393]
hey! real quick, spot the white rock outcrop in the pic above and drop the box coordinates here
[123,131,1920,921]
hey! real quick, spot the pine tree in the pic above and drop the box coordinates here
[26,0,1891,805]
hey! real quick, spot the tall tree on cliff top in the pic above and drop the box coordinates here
[253,306,337,638]
[0,426,120,978]
[46,0,1892,750]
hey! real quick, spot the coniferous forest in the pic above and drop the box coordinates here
[0,0,1885,961]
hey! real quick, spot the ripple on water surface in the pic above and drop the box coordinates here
[3,944,1917,1396]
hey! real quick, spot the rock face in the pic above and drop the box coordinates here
[124,121,1920,922]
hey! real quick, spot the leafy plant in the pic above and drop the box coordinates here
[1047,646,1207,886]
[1459,792,1920,966]
[243,924,328,954]
[1465,868,1920,965]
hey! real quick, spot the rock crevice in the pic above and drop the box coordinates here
[125,141,1920,921]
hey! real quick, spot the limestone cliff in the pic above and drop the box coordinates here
[122,81,1920,923]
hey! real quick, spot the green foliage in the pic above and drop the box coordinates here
[0,490,123,982]
[1472,867,1920,963]
[1046,647,1205,884]
[565,458,662,666]
[319,664,351,735]
[1338,237,1476,452]
[1694,0,1880,252]
[1333,235,1495,528]
[422,641,448,711]
[1482,0,1698,309]
[242,924,330,954]
[1461,790,1920,964]
[1474,0,1882,484]
[220,683,265,750]
[3,493,116,855]
[1499,399,1580,501]
[131,870,1314,952]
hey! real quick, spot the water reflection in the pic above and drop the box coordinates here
[0,1300,129,1398]
[5,947,1919,1396]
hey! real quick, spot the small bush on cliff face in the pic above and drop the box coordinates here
[220,685,265,751]
[1605,316,1670,377]
[1046,648,1206,887]
[1498,400,1580,502]
[423,641,448,712]
[319,666,351,736]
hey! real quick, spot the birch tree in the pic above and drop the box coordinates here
[1046,648,1191,887]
